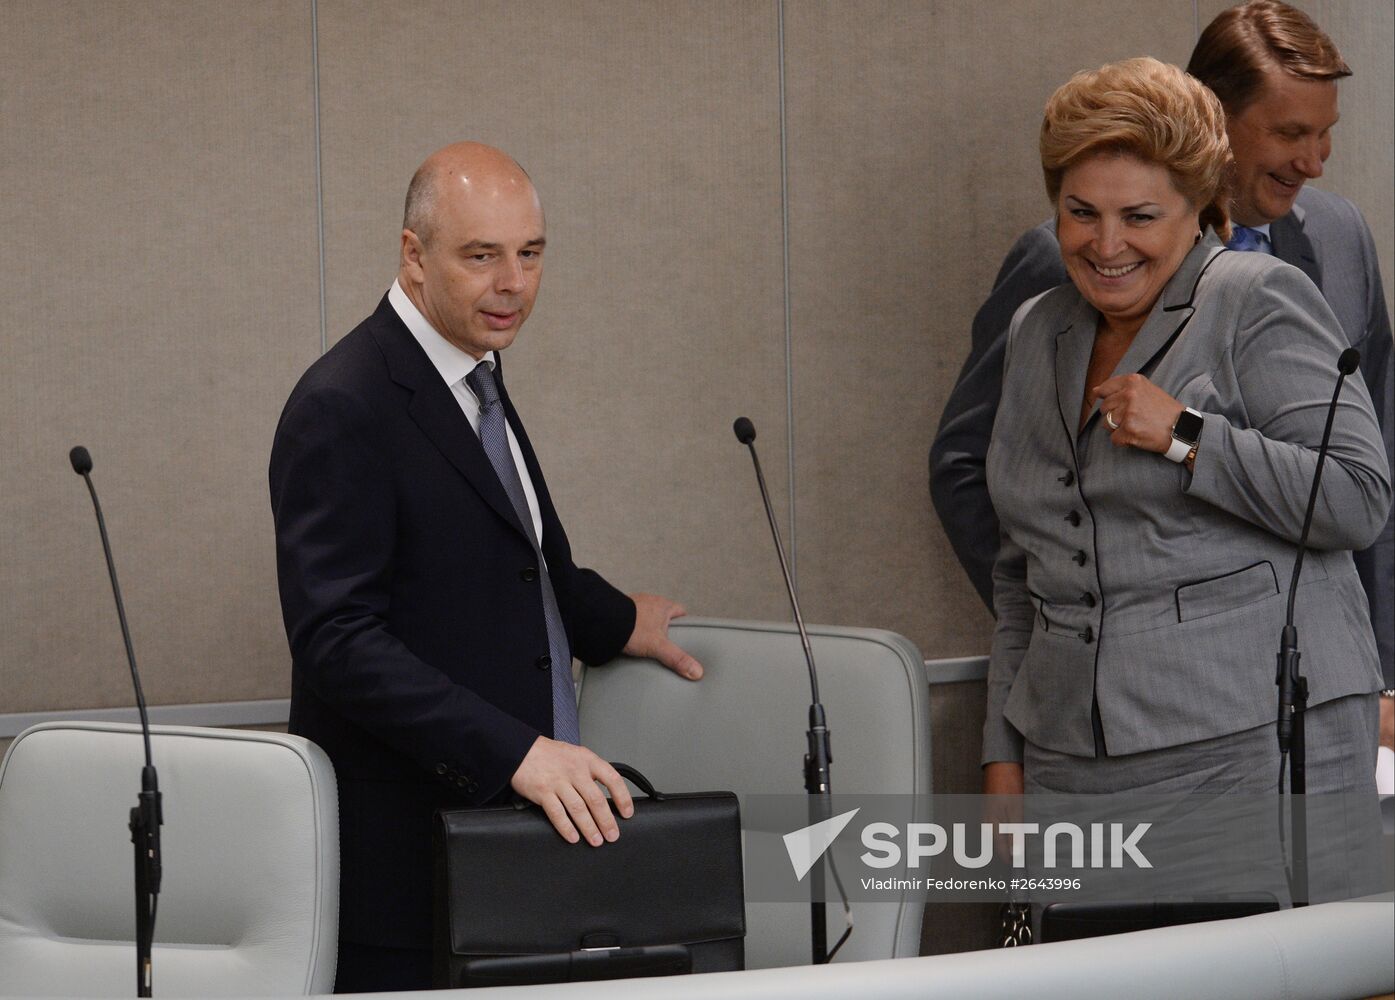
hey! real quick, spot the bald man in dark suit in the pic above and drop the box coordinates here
[271,142,702,992]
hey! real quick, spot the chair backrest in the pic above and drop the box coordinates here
[0,722,338,996]
[578,617,930,969]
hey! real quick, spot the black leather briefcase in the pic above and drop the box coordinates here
[433,764,745,989]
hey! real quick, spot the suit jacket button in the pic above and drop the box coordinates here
[466,780,479,794]
[1065,510,1082,527]
[1073,550,1088,566]
[435,763,448,775]
[1078,626,1095,644]
[536,655,552,670]
[520,566,538,582]
[1081,592,1097,608]
[1057,470,1075,487]
[456,776,467,788]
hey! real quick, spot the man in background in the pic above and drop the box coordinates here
[929,0,1393,750]
[271,141,702,991]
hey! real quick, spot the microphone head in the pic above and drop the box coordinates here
[69,446,93,475]
[733,417,756,445]
[1337,347,1360,376]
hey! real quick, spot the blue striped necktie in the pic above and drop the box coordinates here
[465,360,581,744]
[1226,225,1270,254]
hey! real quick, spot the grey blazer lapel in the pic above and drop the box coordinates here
[1269,204,1323,290]
[1054,297,1098,442]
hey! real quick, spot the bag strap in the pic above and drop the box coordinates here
[611,762,664,800]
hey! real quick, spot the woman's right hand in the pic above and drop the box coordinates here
[983,761,1025,864]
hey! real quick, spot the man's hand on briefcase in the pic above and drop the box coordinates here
[510,739,636,846]
[509,593,702,846]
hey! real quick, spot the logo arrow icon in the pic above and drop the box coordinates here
[782,808,860,881]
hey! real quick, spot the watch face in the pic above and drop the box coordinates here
[1173,409,1204,444]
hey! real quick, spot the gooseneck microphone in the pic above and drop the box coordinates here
[1277,347,1361,754]
[1274,346,1360,907]
[70,446,163,997]
[732,418,825,717]
[733,417,846,963]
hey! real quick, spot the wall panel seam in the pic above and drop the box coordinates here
[312,0,327,355]
[777,0,796,584]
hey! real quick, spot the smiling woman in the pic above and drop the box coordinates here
[979,59,1391,894]
[1032,58,1235,455]
[1039,59,1230,343]
[1056,156,1199,342]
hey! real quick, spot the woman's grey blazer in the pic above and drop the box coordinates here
[982,235,1392,764]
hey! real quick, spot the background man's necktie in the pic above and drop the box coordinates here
[1226,225,1270,254]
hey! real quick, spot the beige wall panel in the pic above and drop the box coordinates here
[315,1,793,621]
[0,1,320,712]
[783,0,1196,658]
[1197,0,1394,316]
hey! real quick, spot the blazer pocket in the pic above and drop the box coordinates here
[1175,560,1278,623]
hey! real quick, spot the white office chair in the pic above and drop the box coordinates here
[0,722,339,996]
[578,617,931,970]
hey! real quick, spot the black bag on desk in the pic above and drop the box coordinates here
[433,763,745,989]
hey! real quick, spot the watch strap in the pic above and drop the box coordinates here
[1164,436,1192,463]
[1165,407,1203,464]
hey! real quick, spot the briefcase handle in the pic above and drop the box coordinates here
[611,763,665,801]
[505,762,665,812]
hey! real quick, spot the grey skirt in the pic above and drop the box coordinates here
[1023,693,1378,796]
[1023,693,1381,905]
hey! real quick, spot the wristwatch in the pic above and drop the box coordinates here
[1165,407,1204,464]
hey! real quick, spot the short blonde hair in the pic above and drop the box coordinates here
[1041,57,1233,239]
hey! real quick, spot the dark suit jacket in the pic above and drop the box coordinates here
[269,295,635,949]
[930,188,1395,685]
